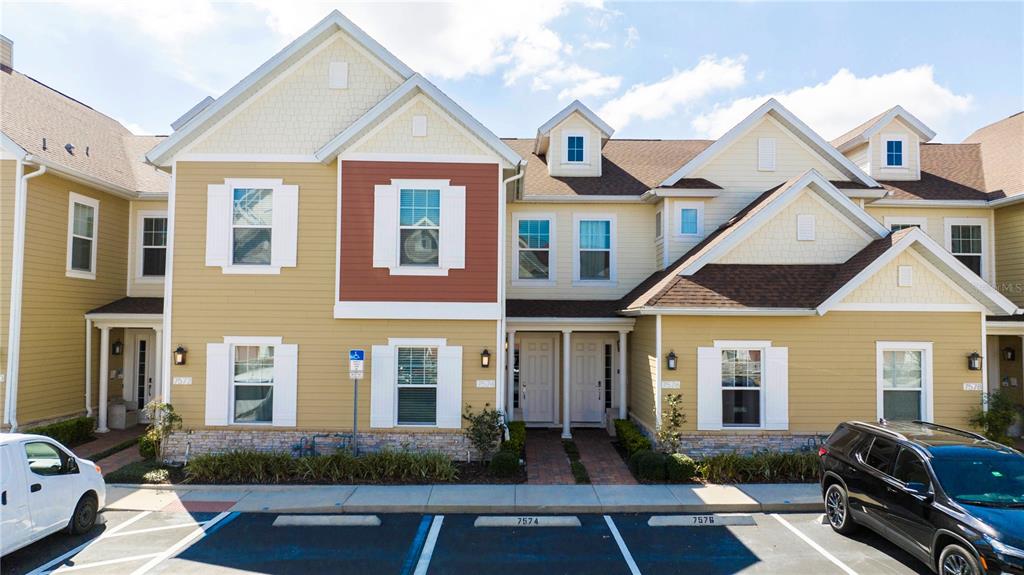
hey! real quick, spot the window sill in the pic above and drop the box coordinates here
[387,266,451,277]
[135,275,165,284]
[66,269,96,281]
[881,166,907,170]
[674,232,702,240]
[221,265,281,275]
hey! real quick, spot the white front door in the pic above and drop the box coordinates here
[127,330,154,422]
[571,334,611,423]
[520,334,556,423]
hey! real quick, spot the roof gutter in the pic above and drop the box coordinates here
[989,194,1024,208]
[22,155,160,200]
[621,306,818,316]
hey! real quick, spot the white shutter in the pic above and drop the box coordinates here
[898,265,914,287]
[436,345,463,428]
[764,346,789,430]
[206,184,231,267]
[758,138,776,171]
[797,214,816,241]
[271,185,299,268]
[370,345,395,428]
[272,343,298,427]
[205,343,230,426]
[440,186,466,270]
[696,347,722,431]
[372,185,398,269]
[329,61,348,89]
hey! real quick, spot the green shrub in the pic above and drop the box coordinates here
[656,394,688,454]
[104,460,178,484]
[501,421,526,457]
[628,449,649,474]
[489,450,520,477]
[637,451,667,481]
[970,390,1022,446]
[138,434,158,460]
[614,419,652,456]
[27,416,95,447]
[462,404,505,461]
[666,453,697,482]
[697,451,819,483]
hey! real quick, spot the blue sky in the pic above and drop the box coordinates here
[3,1,1021,143]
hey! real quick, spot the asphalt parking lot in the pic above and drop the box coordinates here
[4,510,931,575]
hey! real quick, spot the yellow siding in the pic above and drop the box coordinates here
[868,118,920,181]
[18,172,129,424]
[628,315,658,430]
[664,192,764,263]
[170,161,499,431]
[659,312,984,433]
[846,142,870,172]
[349,94,492,157]
[127,200,168,297]
[841,249,973,306]
[547,112,603,177]
[995,202,1024,306]
[692,116,845,189]
[0,160,15,421]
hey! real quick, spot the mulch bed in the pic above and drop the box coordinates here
[454,461,527,484]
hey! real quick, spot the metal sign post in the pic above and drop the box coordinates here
[349,350,365,456]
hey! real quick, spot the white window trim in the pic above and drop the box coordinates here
[882,134,907,169]
[66,192,99,280]
[387,178,456,277]
[389,337,446,428]
[135,209,168,283]
[572,213,617,285]
[674,201,705,238]
[654,209,663,240]
[224,335,282,427]
[876,341,933,422]
[883,216,928,234]
[714,340,770,429]
[563,132,588,165]
[223,178,286,275]
[512,212,556,286]
[943,217,988,281]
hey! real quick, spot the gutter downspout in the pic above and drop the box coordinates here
[4,159,46,431]
[498,162,525,419]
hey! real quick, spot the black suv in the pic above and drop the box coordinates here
[819,420,1024,575]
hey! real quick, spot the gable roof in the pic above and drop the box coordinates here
[147,10,414,167]
[963,111,1024,199]
[534,100,614,149]
[831,105,936,152]
[314,74,521,167]
[1,69,168,196]
[659,98,879,188]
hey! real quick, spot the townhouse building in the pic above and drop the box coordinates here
[2,13,1021,459]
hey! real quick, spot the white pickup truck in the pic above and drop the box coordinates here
[0,433,106,556]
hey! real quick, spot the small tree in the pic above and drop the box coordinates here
[143,401,183,460]
[462,403,505,462]
[970,389,1022,446]
[656,393,688,454]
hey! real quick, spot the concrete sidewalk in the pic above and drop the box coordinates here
[104,482,822,514]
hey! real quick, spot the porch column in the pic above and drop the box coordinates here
[97,326,110,433]
[561,329,572,439]
[506,330,516,422]
[618,330,628,420]
[84,319,92,417]
[153,326,163,404]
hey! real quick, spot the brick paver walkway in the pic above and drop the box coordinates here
[72,425,146,475]
[573,428,637,484]
[525,429,574,484]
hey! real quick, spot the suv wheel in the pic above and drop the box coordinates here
[939,544,980,575]
[68,493,98,535]
[824,483,857,534]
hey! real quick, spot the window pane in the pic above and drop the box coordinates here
[882,350,922,389]
[681,209,699,234]
[73,203,94,237]
[234,385,273,423]
[25,442,66,476]
[890,223,919,232]
[884,390,921,421]
[579,251,610,280]
[723,390,760,425]
[579,220,610,249]
[142,247,166,276]
[518,220,549,249]
[143,217,167,247]
[397,387,437,425]
[886,140,903,166]
[234,345,274,384]
[400,228,439,266]
[519,250,549,279]
[955,255,983,276]
[400,189,440,227]
[721,349,762,388]
[233,228,272,265]
[397,348,437,386]
[71,237,93,271]
[865,437,899,472]
[567,136,584,162]
[893,449,930,485]
[232,189,272,226]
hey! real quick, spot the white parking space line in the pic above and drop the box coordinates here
[771,514,859,575]
[127,511,234,575]
[106,521,210,538]
[28,511,153,575]
[474,516,581,527]
[51,553,161,573]
[273,515,381,527]
[413,515,444,575]
[604,515,642,575]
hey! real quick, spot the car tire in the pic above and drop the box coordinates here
[68,493,98,535]
[824,483,858,535]
[939,544,981,575]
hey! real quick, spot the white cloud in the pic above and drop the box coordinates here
[584,40,612,50]
[624,25,639,48]
[599,56,747,131]
[691,66,973,140]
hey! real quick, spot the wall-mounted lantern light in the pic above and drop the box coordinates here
[480,349,491,368]
[111,340,123,356]
[666,350,678,371]
[967,352,982,371]
[174,346,188,366]
[1003,347,1016,362]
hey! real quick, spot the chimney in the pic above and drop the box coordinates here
[0,35,12,73]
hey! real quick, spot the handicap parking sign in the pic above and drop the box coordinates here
[349,350,364,361]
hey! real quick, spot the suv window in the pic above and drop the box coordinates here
[893,448,930,486]
[863,437,899,473]
[826,425,865,453]
[24,441,77,476]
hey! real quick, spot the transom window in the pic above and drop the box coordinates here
[517,219,551,280]
[68,194,98,277]
[566,135,585,163]
[886,139,904,167]
[950,224,983,276]
[232,345,274,424]
[232,188,273,265]
[141,216,167,276]
[399,189,440,267]
[721,349,762,427]
[397,347,438,425]
[881,349,923,421]
[578,219,611,281]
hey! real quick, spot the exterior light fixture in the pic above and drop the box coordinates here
[174,346,188,366]
[967,352,982,371]
[1003,347,1016,362]
[666,350,678,371]
[481,349,491,368]
[111,340,123,356]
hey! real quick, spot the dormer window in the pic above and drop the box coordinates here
[884,137,905,167]
[566,134,585,163]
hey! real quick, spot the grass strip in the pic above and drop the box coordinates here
[561,439,591,484]
[88,437,140,462]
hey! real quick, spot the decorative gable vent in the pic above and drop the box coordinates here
[329,61,348,89]
[796,214,815,241]
[898,265,913,287]
[757,137,776,171]
[412,115,427,137]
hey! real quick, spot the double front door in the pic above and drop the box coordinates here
[518,333,614,425]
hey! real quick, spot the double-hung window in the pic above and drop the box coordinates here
[141,216,168,277]
[721,349,762,427]
[948,222,984,277]
[232,344,274,424]
[232,188,273,265]
[566,135,585,163]
[399,189,441,267]
[877,342,932,422]
[675,202,704,237]
[517,218,551,280]
[396,347,438,426]
[577,218,612,281]
[885,137,904,167]
[67,193,99,279]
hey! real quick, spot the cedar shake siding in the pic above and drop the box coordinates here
[339,161,499,302]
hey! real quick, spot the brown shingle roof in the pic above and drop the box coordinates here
[507,299,622,318]
[502,138,713,196]
[0,70,168,195]
[830,109,888,149]
[963,111,1024,199]
[877,144,988,201]
[86,297,164,315]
